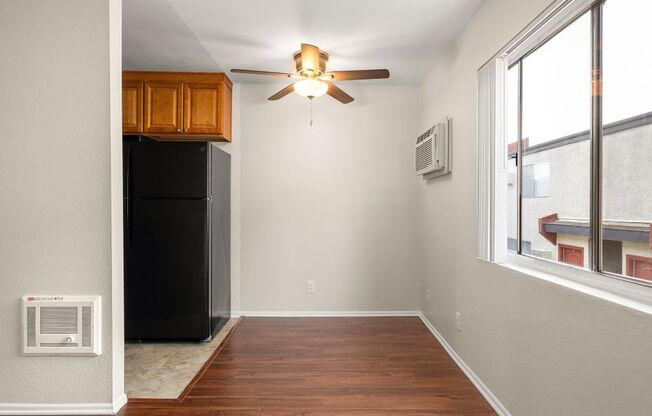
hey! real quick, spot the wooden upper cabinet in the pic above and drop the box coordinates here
[184,83,221,135]
[123,71,232,142]
[122,81,143,133]
[144,82,183,134]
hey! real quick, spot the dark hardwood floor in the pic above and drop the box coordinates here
[119,317,496,415]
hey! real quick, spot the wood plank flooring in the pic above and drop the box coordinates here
[118,317,496,415]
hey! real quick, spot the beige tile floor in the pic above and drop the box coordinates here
[125,318,238,399]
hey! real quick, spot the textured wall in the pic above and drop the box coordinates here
[417,0,652,414]
[239,84,420,312]
[0,0,117,405]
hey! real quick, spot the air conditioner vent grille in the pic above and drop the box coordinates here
[41,343,79,347]
[82,306,91,347]
[414,118,452,177]
[22,296,101,356]
[40,307,78,334]
[26,307,36,347]
[416,139,434,171]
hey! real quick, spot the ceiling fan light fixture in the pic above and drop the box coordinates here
[294,79,328,99]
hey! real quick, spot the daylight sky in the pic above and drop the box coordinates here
[507,0,652,146]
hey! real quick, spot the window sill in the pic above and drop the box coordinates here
[489,252,652,316]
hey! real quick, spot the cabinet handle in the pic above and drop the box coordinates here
[177,128,182,133]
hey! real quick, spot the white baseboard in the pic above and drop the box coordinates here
[0,403,112,415]
[418,313,511,416]
[0,393,127,416]
[112,393,127,414]
[235,310,421,317]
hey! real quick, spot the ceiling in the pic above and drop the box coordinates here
[123,0,485,85]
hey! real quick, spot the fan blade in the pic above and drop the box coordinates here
[231,69,293,78]
[301,43,320,74]
[327,69,390,81]
[325,82,354,104]
[268,84,295,101]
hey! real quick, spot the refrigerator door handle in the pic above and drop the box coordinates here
[126,199,134,243]
[126,145,132,197]
[126,146,134,244]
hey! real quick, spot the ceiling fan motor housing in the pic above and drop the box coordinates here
[293,50,329,76]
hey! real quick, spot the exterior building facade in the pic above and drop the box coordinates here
[507,111,652,281]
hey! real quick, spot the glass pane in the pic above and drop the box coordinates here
[522,163,550,198]
[520,13,591,268]
[506,64,519,252]
[602,0,652,281]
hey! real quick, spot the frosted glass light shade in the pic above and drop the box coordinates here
[294,79,328,98]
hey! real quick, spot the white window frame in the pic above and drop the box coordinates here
[477,0,652,314]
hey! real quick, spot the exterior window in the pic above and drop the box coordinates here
[558,244,584,267]
[601,0,652,281]
[517,12,591,269]
[506,64,519,252]
[602,240,623,274]
[626,256,652,281]
[508,239,532,255]
[522,163,550,198]
[504,0,652,286]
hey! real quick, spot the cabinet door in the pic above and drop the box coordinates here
[122,81,143,133]
[144,82,183,134]
[184,83,221,135]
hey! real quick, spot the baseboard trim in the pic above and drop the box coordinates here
[236,310,421,317]
[418,313,511,416]
[112,393,127,414]
[0,393,127,416]
[0,402,113,415]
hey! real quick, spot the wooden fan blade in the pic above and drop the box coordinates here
[325,82,354,104]
[268,84,295,100]
[301,43,320,73]
[328,69,390,81]
[231,69,293,78]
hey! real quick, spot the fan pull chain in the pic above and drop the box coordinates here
[310,100,313,127]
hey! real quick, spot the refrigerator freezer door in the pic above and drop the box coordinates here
[125,141,209,198]
[125,199,209,340]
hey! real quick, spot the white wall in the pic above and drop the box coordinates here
[0,0,122,408]
[239,84,420,312]
[417,0,652,415]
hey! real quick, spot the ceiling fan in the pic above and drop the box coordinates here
[231,43,390,104]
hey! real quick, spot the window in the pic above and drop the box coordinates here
[480,0,652,288]
[558,244,585,267]
[522,163,550,198]
[602,240,623,274]
[511,12,591,271]
[505,64,519,253]
[627,256,652,281]
[601,0,652,280]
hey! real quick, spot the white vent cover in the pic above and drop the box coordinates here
[22,296,101,356]
[415,117,452,178]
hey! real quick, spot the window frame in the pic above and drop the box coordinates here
[477,0,652,311]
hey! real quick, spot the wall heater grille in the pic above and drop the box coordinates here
[22,296,101,356]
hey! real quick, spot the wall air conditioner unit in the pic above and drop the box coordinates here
[22,296,101,356]
[415,117,452,178]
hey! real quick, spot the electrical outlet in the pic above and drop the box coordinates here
[425,289,431,304]
[456,312,461,332]
[307,280,316,294]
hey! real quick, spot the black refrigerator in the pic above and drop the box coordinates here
[123,137,230,341]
